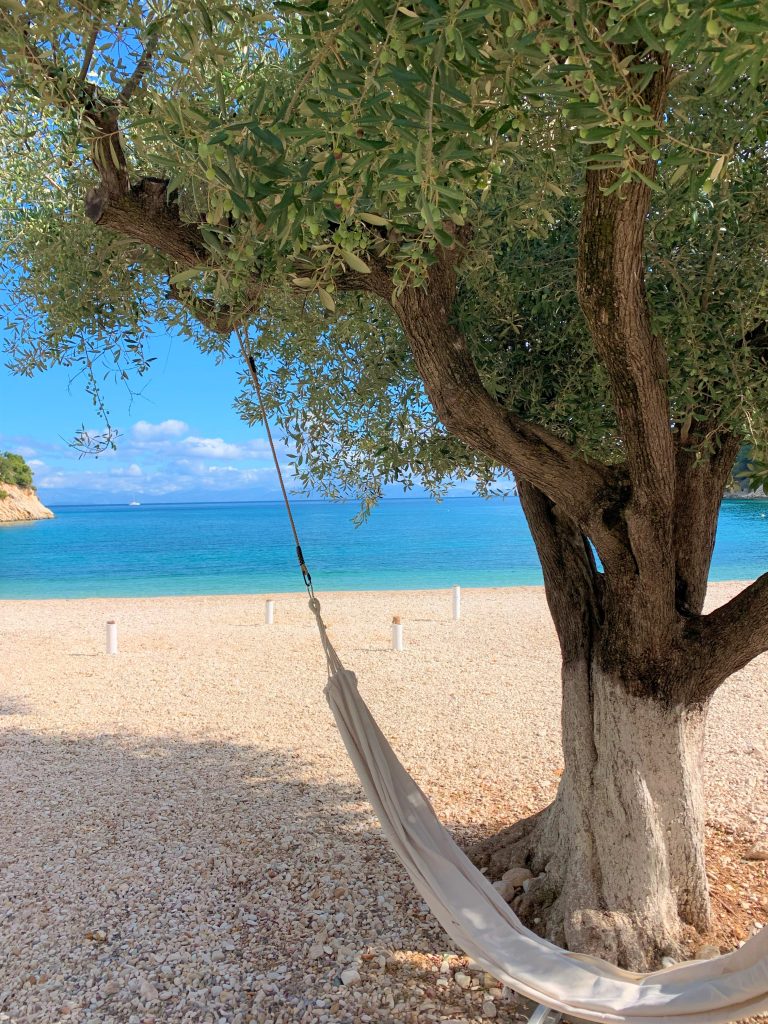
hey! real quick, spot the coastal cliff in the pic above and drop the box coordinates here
[0,451,53,523]
[0,482,54,523]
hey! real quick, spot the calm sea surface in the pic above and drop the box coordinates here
[1,496,767,599]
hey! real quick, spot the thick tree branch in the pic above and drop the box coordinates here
[673,433,740,616]
[578,159,674,510]
[77,25,99,85]
[86,177,208,265]
[166,283,240,334]
[20,27,205,269]
[517,479,603,664]
[117,28,159,105]
[687,573,768,696]
[388,243,617,528]
[77,82,210,266]
[576,56,675,632]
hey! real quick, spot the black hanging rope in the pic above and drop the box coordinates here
[243,352,315,597]
[238,329,348,677]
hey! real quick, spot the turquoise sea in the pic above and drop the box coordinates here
[1,496,767,600]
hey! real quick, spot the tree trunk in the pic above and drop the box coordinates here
[475,656,711,971]
[469,478,722,971]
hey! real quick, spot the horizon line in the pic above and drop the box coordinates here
[45,493,512,509]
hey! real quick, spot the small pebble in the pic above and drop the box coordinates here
[501,867,533,888]
[137,979,158,1003]
[695,945,720,960]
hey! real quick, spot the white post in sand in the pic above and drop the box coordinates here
[265,599,275,625]
[106,620,118,655]
[452,585,461,621]
[392,615,404,652]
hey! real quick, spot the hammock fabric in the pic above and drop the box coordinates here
[244,346,768,1024]
[311,606,768,1024]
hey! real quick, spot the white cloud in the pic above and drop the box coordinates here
[183,437,274,460]
[183,436,243,459]
[28,459,45,468]
[191,465,277,490]
[35,460,295,500]
[132,419,189,441]
[24,420,291,502]
[37,473,67,488]
[127,424,273,463]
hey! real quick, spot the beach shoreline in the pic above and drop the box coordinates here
[1,575,766,602]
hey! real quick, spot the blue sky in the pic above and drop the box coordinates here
[1,326,291,505]
[2,325,469,506]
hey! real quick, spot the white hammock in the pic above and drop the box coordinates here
[324,658,768,1024]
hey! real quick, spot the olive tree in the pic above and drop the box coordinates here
[2,0,768,969]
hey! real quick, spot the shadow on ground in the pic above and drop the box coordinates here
[0,728,529,1024]
[0,696,32,715]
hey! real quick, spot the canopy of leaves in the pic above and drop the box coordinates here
[1,1,768,498]
[730,445,768,493]
[0,450,34,489]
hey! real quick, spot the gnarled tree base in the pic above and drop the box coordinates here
[472,662,712,971]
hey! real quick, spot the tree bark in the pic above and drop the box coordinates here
[475,659,711,971]
[673,437,740,616]
[472,478,720,970]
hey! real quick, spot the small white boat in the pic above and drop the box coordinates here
[129,500,141,507]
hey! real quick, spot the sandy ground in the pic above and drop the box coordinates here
[0,583,765,1024]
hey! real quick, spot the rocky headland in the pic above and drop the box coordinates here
[0,482,54,523]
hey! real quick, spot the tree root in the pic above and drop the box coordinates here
[469,804,553,877]
[467,797,699,970]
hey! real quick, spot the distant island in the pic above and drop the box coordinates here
[0,452,54,523]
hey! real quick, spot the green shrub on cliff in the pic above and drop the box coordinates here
[0,452,34,490]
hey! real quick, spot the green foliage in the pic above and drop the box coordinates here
[236,292,509,508]
[0,451,34,489]
[730,445,768,494]
[1,1,768,502]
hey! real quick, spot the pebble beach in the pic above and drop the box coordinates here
[0,583,766,1024]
